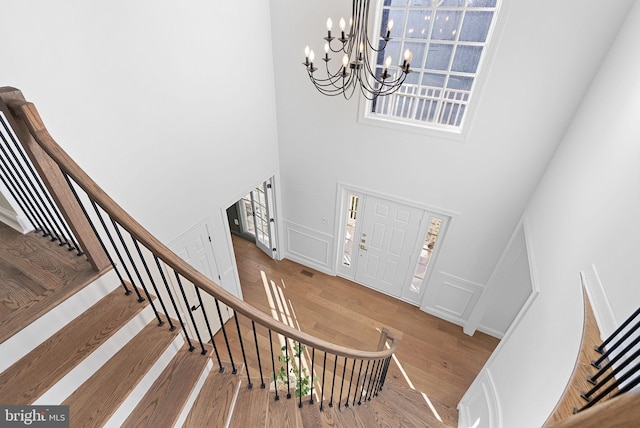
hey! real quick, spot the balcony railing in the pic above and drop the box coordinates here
[371,83,470,128]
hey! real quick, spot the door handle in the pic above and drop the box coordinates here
[360,244,367,251]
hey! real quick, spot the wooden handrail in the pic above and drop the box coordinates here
[546,390,640,428]
[0,87,398,361]
[0,88,111,271]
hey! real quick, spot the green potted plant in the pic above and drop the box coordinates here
[271,343,318,398]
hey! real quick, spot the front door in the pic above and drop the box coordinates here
[353,195,424,297]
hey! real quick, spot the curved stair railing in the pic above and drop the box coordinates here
[0,87,398,412]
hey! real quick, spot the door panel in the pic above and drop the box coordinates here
[170,220,230,339]
[354,195,423,297]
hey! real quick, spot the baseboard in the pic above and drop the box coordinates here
[581,267,618,340]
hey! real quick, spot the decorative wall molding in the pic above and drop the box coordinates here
[424,271,484,326]
[282,220,334,275]
[458,368,502,428]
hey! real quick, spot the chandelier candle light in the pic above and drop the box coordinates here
[303,0,413,100]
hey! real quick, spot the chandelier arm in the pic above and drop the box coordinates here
[308,73,353,97]
[303,0,410,100]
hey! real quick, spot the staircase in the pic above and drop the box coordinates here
[0,224,448,427]
[0,87,454,427]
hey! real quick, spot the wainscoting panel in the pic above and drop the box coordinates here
[458,369,501,428]
[283,220,334,275]
[423,271,485,326]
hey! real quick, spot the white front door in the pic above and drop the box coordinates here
[170,219,231,341]
[353,195,424,298]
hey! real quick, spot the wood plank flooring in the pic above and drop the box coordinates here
[226,235,500,426]
[0,221,106,344]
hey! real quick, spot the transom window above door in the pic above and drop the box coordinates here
[363,0,500,133]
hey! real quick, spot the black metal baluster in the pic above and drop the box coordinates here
[576,360,640,413]
[328,354,338,408]
[592,321,640,369]
[0,166,39,232]
[298,341,303,408]
[269,330,280,401]
[192,286,223,369]
[589,335,640,383]
[378,356,392,393]
[285,341,291,399]
[192,285,222,359]
[65,176,132,293]
[234,311,252,388]
[0,133,64,244]
[251,321,265,388]
[132,239,173,329]
[319,351,327,411]
[91,200,140,297]
[0,118,40,231]
[595,307,640,354]
[367,360,381,401]
[117,232,160,324]
[214,299,237,374]
[154,256,193,350]
[345,359,356,408]
[0,118,70,245]
[309,347,316,404]
[352,360,364,406]
[174,272,206,354]
[359,360,370,405]
[0,142,48,235]
[17,149,79,251]
[582,347,640,401]
[111,223,151,305]
[338,357,347,410]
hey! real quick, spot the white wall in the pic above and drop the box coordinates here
[0,0,280,296]
[460,1,640,426]
[269,0,634,325]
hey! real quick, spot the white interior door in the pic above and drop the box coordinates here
[170,219,231,341]
[239,178,277,259]
[354,195,424,297]
[251,181,275,258]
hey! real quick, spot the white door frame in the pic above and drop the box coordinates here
[334,182,453,306]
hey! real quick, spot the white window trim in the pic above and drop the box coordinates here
[357,0,510,142]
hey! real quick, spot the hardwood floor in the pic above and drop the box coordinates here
[0,221,103,344]
[228,235,499,426]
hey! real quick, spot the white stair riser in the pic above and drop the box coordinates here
[33,302,157,405]
[105,333,185,427]
[173,358,214,428]
[0,270,120,373]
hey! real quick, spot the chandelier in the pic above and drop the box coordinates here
[303,0,413,100]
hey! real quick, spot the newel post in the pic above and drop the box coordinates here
[377,328,390,351]
[0,87,110,271]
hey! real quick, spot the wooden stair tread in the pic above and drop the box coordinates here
[63,320,179,427]
[0,222,107,344]
[228,382,269,428]
[122,344,210,428]
[183,362,240,428]
[0,287,146,404]
[266,395,303,428]
[364,380,452,427]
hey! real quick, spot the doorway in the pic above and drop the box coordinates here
[336,186,449,306]
[226,177,277,259]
